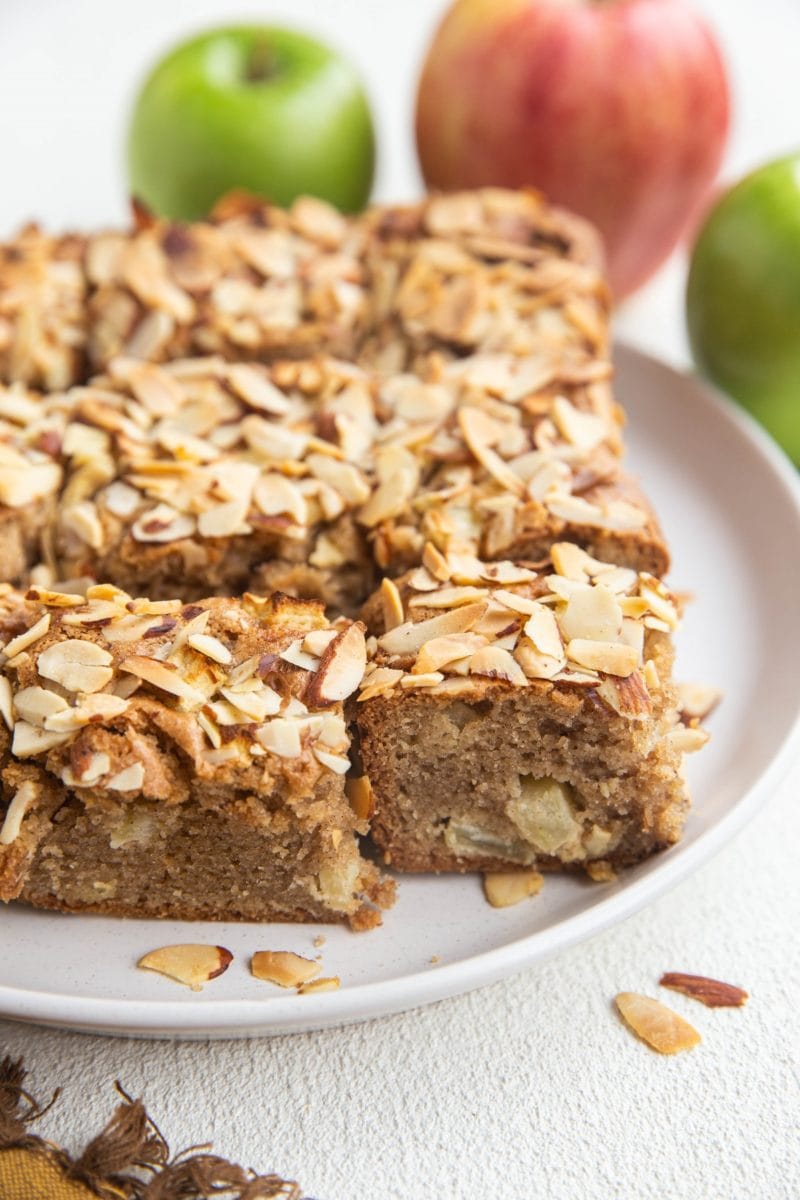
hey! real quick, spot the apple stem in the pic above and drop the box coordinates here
[246,39,277,84]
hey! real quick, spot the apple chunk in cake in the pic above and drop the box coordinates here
[356,544,705,874]
[0,587,393,928]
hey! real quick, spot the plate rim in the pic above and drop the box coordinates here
[2,343,799,1037]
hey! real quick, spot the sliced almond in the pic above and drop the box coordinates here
[186,633,232,665]
[2,614,52,660]
[414,632,487,675]
[468,645,528,685]
[37,639,114,694]
[256,718,302,758]
[345,775,375,820]
[559,584,622,644]
[305,623,366,706]
[566,639,637,677]
[14,685,69,727]
[615,992,701,1055]
[106,762,146,792]
[677,683,723,724]
[298,976,340,995]
[138,944,233,992]
[458,407,525,497]
[483,870,543,908]
[120,655,207,708]
[378,602,487,658]
[380,577,404,631]
[659,972,748,1008]
[0,780,39,845]
[666,726,710,754]
[251,950,321,989]
[131,504,196,544]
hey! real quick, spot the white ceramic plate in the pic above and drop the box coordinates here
[2,345,799,1039]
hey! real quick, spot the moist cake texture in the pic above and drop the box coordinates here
[0,585,392,927]
[356,544,705,874]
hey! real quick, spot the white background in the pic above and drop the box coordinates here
[1,2,799,1198]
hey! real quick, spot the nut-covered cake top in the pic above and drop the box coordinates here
[359,542,687,723]
[0,586,366,839]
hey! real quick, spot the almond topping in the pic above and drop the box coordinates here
[3,614,52,660]
[566,639,638,677]
[138,944,233,991]
[380,577,404,631]
[659,972,748,1008]
[468,645,528,685]
[120,655,207,708]
[106,763,146,792]
[305,623,367,706]
[378,602,487,657]
[0,780,39,845]
[37,639,114,694]
[251,951,321,988]
[615,993,701,1055]
[186,633,232,665]
[483,870,544,908]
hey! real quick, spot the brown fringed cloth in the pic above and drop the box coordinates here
[0,1054,304,1200]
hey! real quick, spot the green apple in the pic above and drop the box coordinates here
[687,155,800,463]
[127,26,376,220]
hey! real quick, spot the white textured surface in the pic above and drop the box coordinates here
[1,1,799,1197]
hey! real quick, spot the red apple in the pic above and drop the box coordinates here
[415,0,731,297]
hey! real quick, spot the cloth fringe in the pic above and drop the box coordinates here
[0,1056,302,1200]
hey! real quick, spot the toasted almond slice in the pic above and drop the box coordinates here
[106,763,146,792]
[615,992,701,1054]
[677,682,723,724]
[0,780,39,845]
[25,587,85,608]
[305,622,366,706]
[468,645,528,685]
[251,950,321,989]
[131,504,196,544]
[552,395,608,452]
[3,614,52,660]
[596,673,652,720]
[11,721,71,757]
[378,602,487,658]
[422,541,452,581]
[256,718,302,758]
[120,655,207,708]
[560,584,623,644]
[414,632,487,674]
[566,639,638,677]
[458,407,526,496]
[666,725,710,754]
[186,633,232,665]
[659,972,748,1008]
[14,685,69,727]
[408,585,489,610]
[298,976,340,995]
[524,605,564,660]
[303,629,339,657]
[314,747,350,774]
[37,639,114,695]
[138,944,233,992]
[345,775,375,821]
[483,870,543,908]
[0,676,13,730]
[380,578,404,631]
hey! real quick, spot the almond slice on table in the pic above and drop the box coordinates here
[251,951,321,989]
[138,944,233,991]
[660,972,748,1008]
[615,992,701,1055]
[483,870,544,908]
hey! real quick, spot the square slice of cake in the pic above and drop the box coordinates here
[356,544,705,875]
[0,587,392,928]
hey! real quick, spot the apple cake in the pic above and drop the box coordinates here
[0,186,710,927]
[0,585,392,927]
[355,543,705,874]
